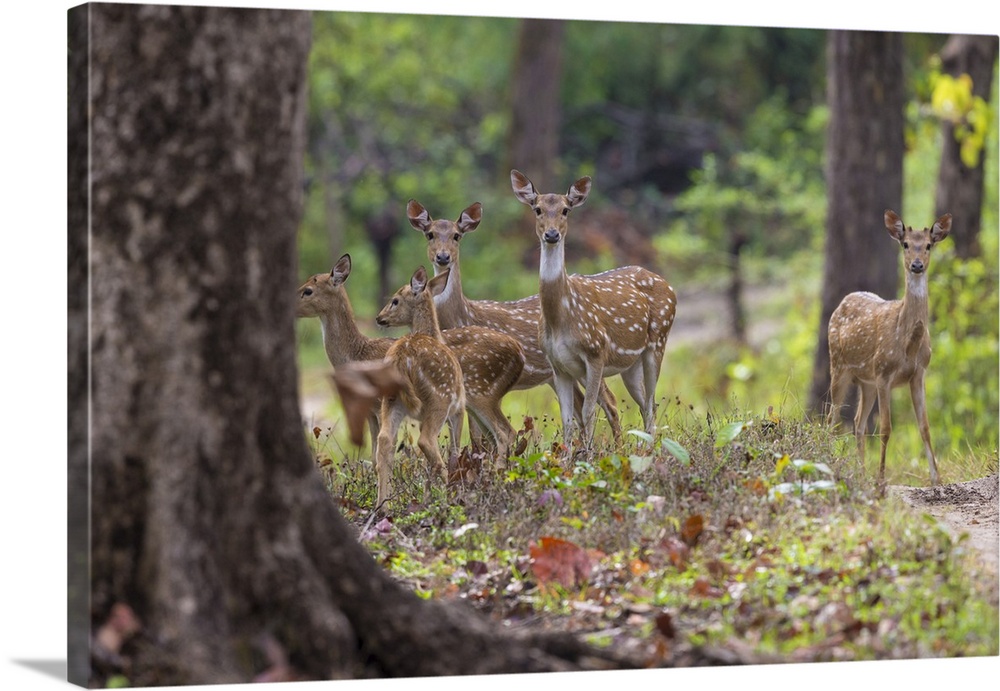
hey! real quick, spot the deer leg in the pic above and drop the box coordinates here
[375,400,406,511]
[367,411,381,461]
[447,401,465,469]
[581,361,605,445]
[619,362,651,437]
[827,367,851,428]
[875,383,892,494]
[417,410,450,499]
[641,348,663,437]
[552,372,579,443]
[596,381,623,446]
[853,382,877,463]
[909,371,939,486]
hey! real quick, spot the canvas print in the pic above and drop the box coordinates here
[68,1,999,688]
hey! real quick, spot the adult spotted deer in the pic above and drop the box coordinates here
[297,254,523,466]
[510,169,676,444]
[376,267,524,461]
[408,198,624,444]
[371,267,466,508]
[827,209,952,489]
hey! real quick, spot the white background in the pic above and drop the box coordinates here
[1,1,996,690]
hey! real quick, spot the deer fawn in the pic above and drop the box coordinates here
[370,267,466,508]
[407,198,624,445]
[827,209,952,489]
[511,169,677,445]
[376,267,525,461]
[297,254,394,460]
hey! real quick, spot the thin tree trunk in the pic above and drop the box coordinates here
[506,18,566,193]
[71,5,630,685]
[934,34,998,259]
[809,30,905,417]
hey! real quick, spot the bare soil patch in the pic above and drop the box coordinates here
[891,474,999,603]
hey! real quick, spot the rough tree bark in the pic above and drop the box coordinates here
[808,30,905,417]
[70,4,626,686]
[933,34,998,259]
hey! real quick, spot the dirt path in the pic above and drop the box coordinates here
[891,475,1000,603]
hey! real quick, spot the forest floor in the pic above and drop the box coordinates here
[299,281,1000,604]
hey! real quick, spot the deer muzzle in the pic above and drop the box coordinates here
[543,229,561,244]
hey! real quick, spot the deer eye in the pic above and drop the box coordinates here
[425,233,432,240]
[453,233,461,242]
[534,207,542,216]
[302,288,313,297]
[561,208,569,216]
[391,298,399,306]
[902,242,909,249]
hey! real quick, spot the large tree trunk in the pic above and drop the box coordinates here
[506,18,566,193]
[808,30,905,416]
[934,34,998,259]
[70,4,619,687]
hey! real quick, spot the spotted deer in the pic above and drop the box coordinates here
[407,198,624,444]
[297,254,523,464]
[297,254,394,460]
[827,209,952,489]
[510,169,677,444]
[376,267,525,460]
[367,267,466,508]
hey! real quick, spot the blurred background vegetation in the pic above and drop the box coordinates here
[295,11,998,480]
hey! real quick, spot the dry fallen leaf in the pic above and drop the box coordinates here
[529,536,593,588]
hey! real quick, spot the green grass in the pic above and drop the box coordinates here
[304,405,998,664]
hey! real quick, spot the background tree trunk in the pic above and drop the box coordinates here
[506,18,566,192]
[934,34,998,259]
[71,5,624,686]
[808,30,905,416]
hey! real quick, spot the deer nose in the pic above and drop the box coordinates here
[543,229,560,244]
[435,252,451,266]
[910,259,925,274]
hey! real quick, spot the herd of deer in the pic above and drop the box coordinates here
[298,169,953,509]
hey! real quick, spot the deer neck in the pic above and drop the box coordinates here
[899,270,930,330]
[318,300,371,366]
[538,240,571,327]
[411,299,445,342]
[432,261,473,329]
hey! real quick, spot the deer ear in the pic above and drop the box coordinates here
[884,210,905,242]
[428,268,450,297]
[407,199,432,232]
[331,254,351,285]
[457,202,482,233]
[410,266,428,294]
[511,169,537,206]
[567,176,591,208]
[931,213,952,243]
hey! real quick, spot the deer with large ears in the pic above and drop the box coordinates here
[376,267,524,461]
[407,198,624,445]
[297,254,395,461]
[510,169,677,446]
[371,266,466,509]
[827,209,952,490]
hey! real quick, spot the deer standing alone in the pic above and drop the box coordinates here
[297,254,525,465]
[376,267,524,460]
[407,199,624,444]
[827,209,952,489]
[511,169,676,445]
